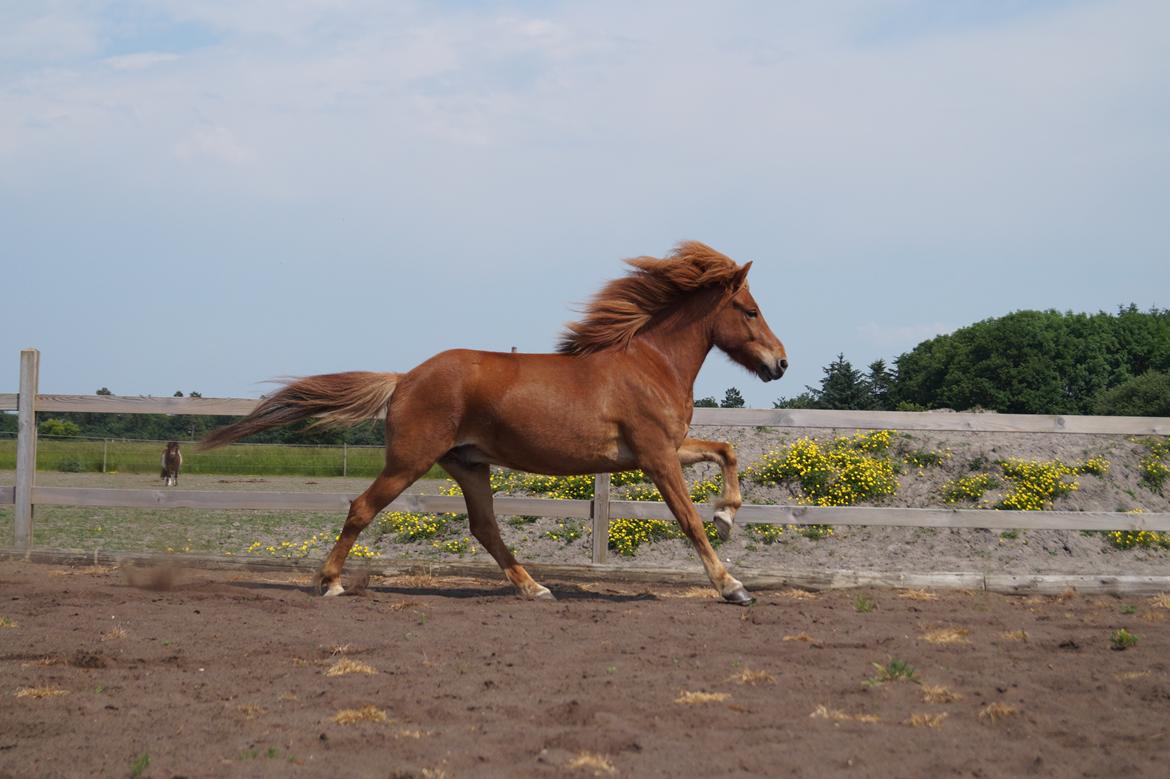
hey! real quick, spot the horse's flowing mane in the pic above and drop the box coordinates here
[557,241,743,355]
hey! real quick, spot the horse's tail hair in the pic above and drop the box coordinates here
[199,371,401,450]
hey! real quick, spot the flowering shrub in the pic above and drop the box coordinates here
[746,431,898,507]
[606,475,724,556]
[1136,438,1170,493]
[545,520,585,544]
[997,459,1080,511]
[1107,529,1170,550]
[607,517,682,556]
[748,524,785,544]
[941,474,999,505]
[432,537,474,555]
[381,511,458,542]
[905,448,953,469]
[1079,456,1110,476]
[246,533,378,559]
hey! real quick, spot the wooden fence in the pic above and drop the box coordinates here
[4,348,1170,592]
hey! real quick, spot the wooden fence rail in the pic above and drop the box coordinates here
[5,348,1170,588]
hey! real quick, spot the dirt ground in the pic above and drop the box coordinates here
[2,562,1169,778]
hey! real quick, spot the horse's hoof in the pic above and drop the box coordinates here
[526,585,556,601]
[322,582,345,597]
[723,587,755,606]
[713,509,734,541]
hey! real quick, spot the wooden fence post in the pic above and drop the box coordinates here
[15,349,39,553]
[591,472,611,564]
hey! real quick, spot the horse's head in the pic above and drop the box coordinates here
[712,262,788,382]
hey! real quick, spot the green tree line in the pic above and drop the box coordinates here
[773,305,1170,415]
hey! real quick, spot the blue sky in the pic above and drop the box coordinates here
[2,1,1167,407]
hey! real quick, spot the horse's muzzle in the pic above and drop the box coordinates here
[756,358,788,382]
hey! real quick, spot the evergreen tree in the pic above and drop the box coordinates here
[693,396,718,408]
[865,359,895,410]
[817,354,871,410]
[772,391,819,409]
[720,387,745,408]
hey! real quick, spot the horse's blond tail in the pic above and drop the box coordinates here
[199,371,401,450]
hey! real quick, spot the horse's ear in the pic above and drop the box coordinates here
[731,261,752,291]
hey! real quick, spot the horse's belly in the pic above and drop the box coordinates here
[454,424,632,476]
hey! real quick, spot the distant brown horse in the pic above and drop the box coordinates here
[202,242,787,603]
[161,442,182,487]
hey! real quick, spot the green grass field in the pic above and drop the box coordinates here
[0,437,446,479]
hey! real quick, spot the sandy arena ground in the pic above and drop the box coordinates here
[2,561,1169,778]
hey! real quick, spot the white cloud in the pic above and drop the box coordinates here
[174,126,255,166]
[103,52,181,71]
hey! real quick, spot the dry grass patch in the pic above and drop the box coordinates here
[728,668,775,685]
[907,712,948,728]
[567,751,617,776]
[100,626,127,641]
[978,702,1018,723]
[389,572,441,589]
[780,589,817,601]
[810,705,880,724]
[326,659,377,677]
[1149,593,1170,610]
[20,657,63,669]
[15,686,68,699]
[236,704,266,720]
[899,589,938,601]
[920,627,970,645]
[395,728,432,739]
[675,690,730,705]
[1114,670,1152,681]
[921,685,962,704]
[48,565,117,576]
[1000,630,1029,642]
[674,587,720,599]
[332,705,389,725]
[0,616,16,629]
[783,632,814,642]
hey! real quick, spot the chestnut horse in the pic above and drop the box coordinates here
[202,242,787,604]
[161,442,182,487]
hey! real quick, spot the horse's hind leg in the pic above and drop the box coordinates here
[678,438,742,541]
[316,467,419,596]
[440,455,553,600]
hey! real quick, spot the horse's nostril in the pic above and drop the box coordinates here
[780,359,788,370]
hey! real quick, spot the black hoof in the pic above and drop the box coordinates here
[723,587,755,606]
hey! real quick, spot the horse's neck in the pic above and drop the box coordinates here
[635,313,715,398]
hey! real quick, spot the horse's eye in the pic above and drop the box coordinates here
[745,310,758,320]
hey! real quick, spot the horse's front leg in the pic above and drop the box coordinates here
[678,438,742,541]
[643,454,752,605]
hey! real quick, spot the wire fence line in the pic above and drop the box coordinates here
[0,433,388,478]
